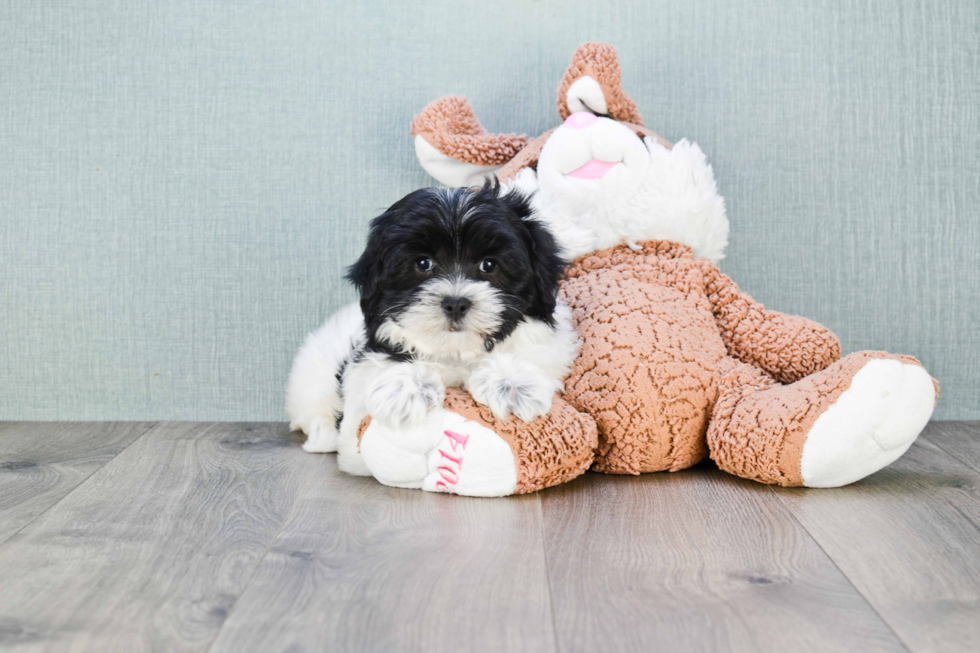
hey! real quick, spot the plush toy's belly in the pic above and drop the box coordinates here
[560,274,730,474]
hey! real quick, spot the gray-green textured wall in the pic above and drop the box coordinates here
[2,1,977,420]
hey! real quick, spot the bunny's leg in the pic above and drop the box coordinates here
[358,389,598,497]
[708,352,936,487]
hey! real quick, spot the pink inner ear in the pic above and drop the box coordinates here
[567,160,617,179]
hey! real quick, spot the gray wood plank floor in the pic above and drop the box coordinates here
[0,422,154,546]
[0,421,977,653]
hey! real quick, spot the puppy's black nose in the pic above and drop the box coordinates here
[441,296,472,321]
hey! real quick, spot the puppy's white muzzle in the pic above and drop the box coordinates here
[377,275,505,357]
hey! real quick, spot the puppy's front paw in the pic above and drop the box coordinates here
[468,357,558,423]
[366,363,445,429]
[301,415,338,453]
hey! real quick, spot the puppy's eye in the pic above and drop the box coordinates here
[479,259,497,274]
[415,257,433,272]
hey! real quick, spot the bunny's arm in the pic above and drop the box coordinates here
[703,262,841,384]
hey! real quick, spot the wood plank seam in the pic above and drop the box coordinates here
[920,430,980,476]
[536,494,562,653]
[0,421,159,551]
[764,484,914,653]
[202,453,327,653]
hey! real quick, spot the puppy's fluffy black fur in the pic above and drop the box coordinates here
[347,180,566,359]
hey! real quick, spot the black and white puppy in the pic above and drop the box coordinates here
[286,182,578,475]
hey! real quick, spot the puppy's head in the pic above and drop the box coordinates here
[348,181,565,358]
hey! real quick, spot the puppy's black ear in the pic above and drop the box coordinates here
[346,212,392,320]
[499,186,567,324]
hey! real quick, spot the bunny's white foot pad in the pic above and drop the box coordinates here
[800,359,935,488]
[359,410,518,497]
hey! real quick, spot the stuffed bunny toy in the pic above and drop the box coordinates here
[347,42,937,496]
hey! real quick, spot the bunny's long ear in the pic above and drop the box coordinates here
[557,42,643,125]
[411,95,527,187]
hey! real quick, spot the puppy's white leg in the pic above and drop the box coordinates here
[476,301,578,422]
[302,415,339,453]
[364,361,446,429]
[493,302,579,382]
[336,358,444,475]
[285,302,364,453]
[334,356,441,476]
[467,353,561,422]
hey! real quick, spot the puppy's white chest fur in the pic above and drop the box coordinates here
[414,302,578,390]
[347,301,577,429]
